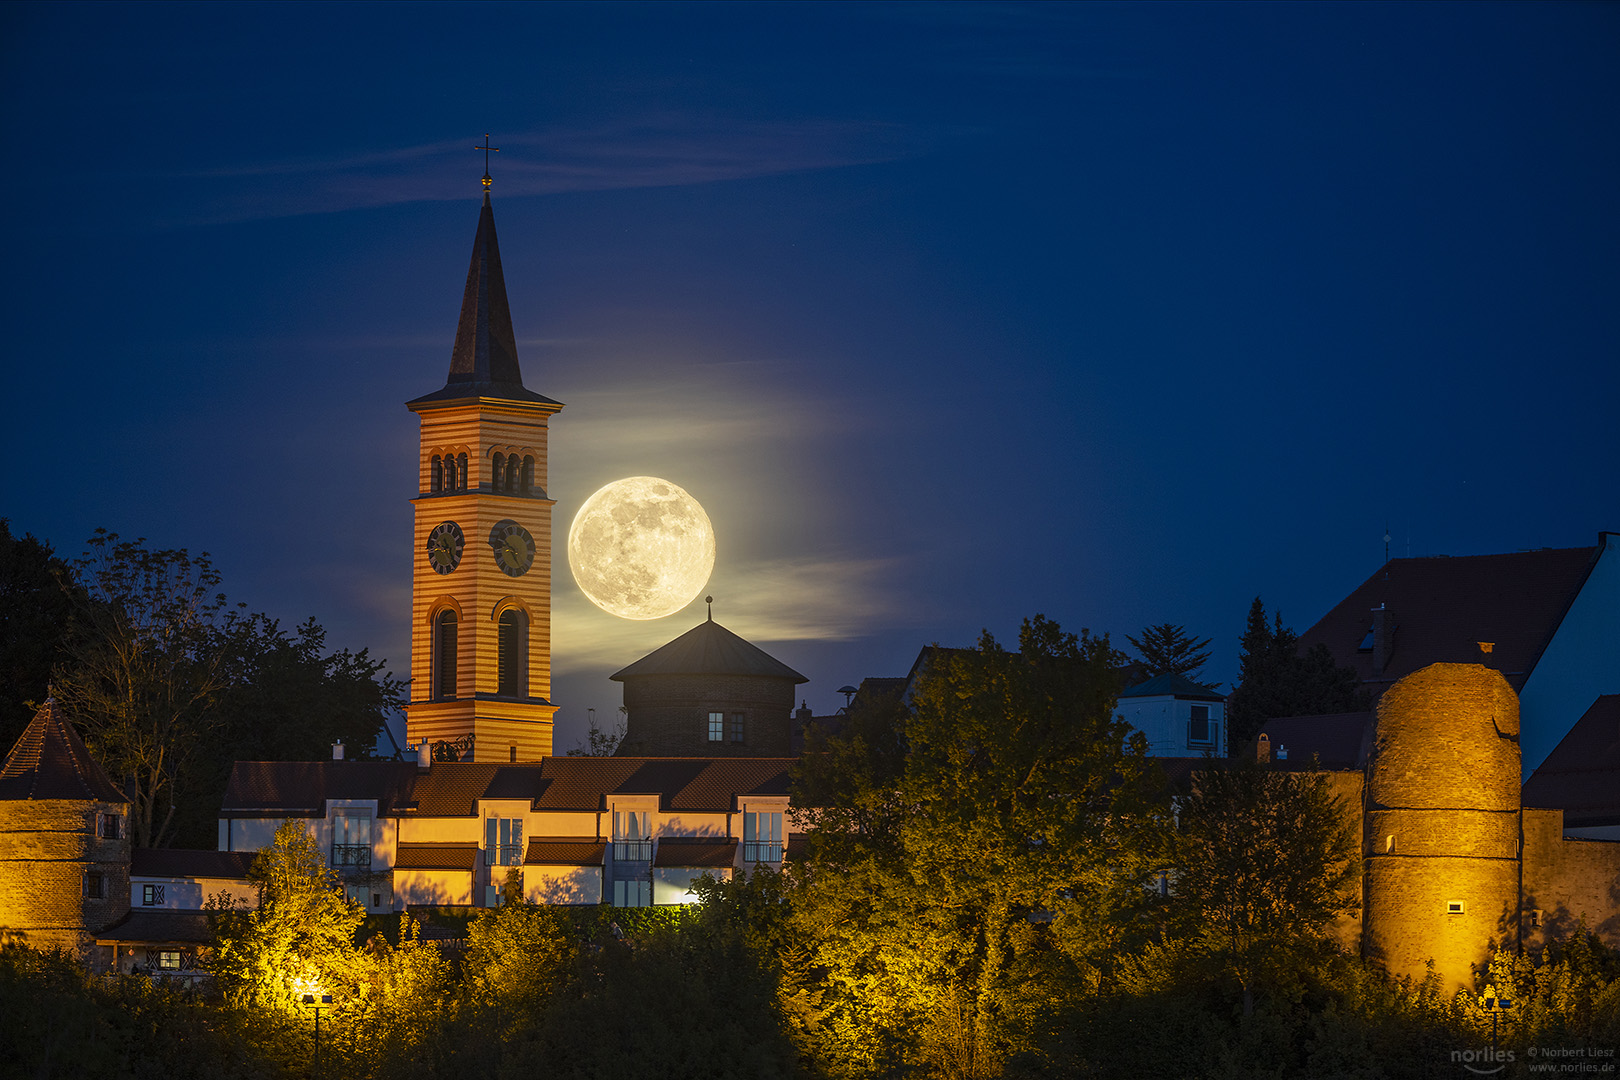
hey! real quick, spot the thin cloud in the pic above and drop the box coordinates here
[156,117,930,226]
[552,553,902,674]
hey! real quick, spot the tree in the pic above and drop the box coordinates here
[0,520,81,751]
[790,617,1172,1079]
[54,531,232,848]
[566,707,626,756]
[1171,760,1360,1017]
[1125,623,1213,680]
[1226,598,1368,751]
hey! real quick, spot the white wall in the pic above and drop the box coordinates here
[1520,536,1620,776]
[130,876,256,911]
[653,866,730,905]
[1114,696,1225,757]
[526,865,602,905]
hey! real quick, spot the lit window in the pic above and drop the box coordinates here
[486,817,524,866]
[158,951,181,970]
[744,812,783,863]
[142,884,164,906]
[708,712,724,742]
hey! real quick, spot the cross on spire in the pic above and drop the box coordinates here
[475,133,500,189]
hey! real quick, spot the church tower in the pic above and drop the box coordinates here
[405,187,563,762]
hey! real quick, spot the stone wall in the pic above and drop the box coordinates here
[0,799,130,956]
[619,673,795,757]
[1521,807,1620,949]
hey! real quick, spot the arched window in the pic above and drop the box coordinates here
[521,456,534,494]
[492,453,505,492]
[456,453,468,491]
[497,608,527,697]
[430,455,442,493]
[434,610,458,699]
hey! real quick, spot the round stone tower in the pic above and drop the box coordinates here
[1363,663,1520,992]
[0,700,131,959]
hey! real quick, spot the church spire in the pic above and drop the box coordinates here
[448,192,523,389]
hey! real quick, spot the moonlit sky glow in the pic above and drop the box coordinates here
[1,3,1616,754]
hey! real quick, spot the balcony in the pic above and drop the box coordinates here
[743,842,782,863]
[613,839,652,862]
[489,845,524,867]
[332,845,372,870]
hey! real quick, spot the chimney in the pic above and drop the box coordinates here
[1256,732,1271,764]
[794,701,813,733]
[1372,605,1391,673]
[332,741,345,761]
[417,740,432,770]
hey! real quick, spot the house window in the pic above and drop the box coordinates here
[509,746,518,762]
[1530,909,1543,928]
[743,811,783,863]
[332,814,372,869]
[486,871,522,908]
[486,817,524,866]
[84,871,105,899]
[613,879,651,907]
[158,951,181,971]
[497,609,527,697]
[434,610,458,699]
[708,712,724,742]
[1188,706,1214,747]
[730,713,744,743]
[613,811,651,861]
[1446,900,1465,915]
[99,813,121,840]
[142,884,164,906]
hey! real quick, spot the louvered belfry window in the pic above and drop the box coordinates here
[498,609,526,697]
[435,610,458,699]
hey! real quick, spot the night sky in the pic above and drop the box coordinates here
[3,2,1616,756]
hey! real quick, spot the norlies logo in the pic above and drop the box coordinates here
[1453,1047,1515,1075]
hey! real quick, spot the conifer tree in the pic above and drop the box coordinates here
[1226,598,1367,750]
[1126,623,1213,680]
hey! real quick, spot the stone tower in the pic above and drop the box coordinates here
[405,190,564,762]
[611,616,807,757]
[1363,663,1521,992]
[0,700,131,957]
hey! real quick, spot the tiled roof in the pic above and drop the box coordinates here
[610,619,807,683]
[1298,547,1597,692]
[395,842,479,871]
[131,849,257,880]
[0,699,127,803]
[1119,672,1224,701]
[1252,712,1374,770]
[218,756,794,819]
[95,910,214,945]
[653,837,737,868]
[1522,696,1620,826]
[524,838,606,866]
[220,760,418,816]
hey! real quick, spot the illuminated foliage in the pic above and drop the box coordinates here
[791,616,1171,1079]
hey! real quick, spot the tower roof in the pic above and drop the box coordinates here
[610,618,808,683]
[408,192,560,408]
[0,699,127,803]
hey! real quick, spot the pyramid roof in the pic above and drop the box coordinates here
[610,618,807,683]
[0,699,127,803]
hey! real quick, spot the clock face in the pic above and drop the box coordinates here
[426,521,464,575]
[489,520,536,577]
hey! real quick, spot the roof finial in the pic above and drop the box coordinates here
[705,595,713,621]
[475,133,500,189]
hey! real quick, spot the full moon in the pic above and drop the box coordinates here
[567,477,716,620]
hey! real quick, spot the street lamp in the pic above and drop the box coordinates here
[301,991,334,1078]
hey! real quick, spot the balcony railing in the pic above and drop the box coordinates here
[332,845,372,870]
[613,839,652,862]
[489,845,524,867]
[743,842,782,863]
